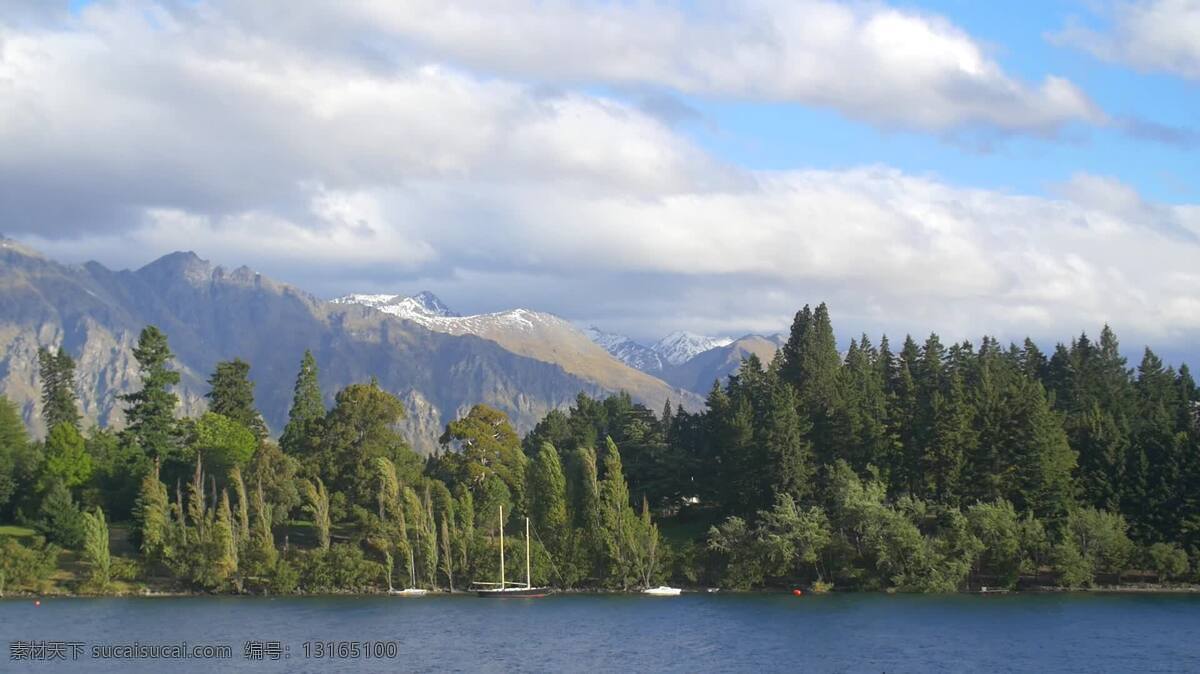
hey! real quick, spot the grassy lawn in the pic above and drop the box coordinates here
[0,524,37,539]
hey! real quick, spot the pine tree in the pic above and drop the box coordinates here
[206,359,268,440]
[121,326,181,460]
[922,369,975,505]
[780,303,841,463]
[38,347,79,432]
[759,372,814,507]
[280,350,324,456]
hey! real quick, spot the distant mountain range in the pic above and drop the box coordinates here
[0,242,722,453]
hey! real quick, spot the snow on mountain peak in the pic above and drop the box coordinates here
[652,331,733,365]
[331,290,459,321]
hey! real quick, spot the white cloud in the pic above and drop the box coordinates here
[216,0,1102,134]
[3,1,1197,356]
[1051,0,1200,80]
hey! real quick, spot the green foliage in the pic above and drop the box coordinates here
[756,493,831,582]
[0,537,59,594]
[315,382,418,510]
[1147,542,1189,582]
[280,350,324,456]
[247,442,301,525]
[206,358,268,440]
[0,396,30,513]
[438,404,527,513]
[81,507,112,590]
[38,347,80,432]
[135,463,170,563]
[302,477,331,551]
[120,326,181,460]
[297,544,382,592]
[43,423,93,490]
[190,413,257,478]
[36,480,86,548]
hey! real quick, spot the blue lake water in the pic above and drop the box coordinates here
[2,593,1198,673]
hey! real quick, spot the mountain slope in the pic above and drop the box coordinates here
[334,293,701,413]
[0,244,622,453]
[652,331,733,366]
[659,334,787,393]
[584,327,665,374]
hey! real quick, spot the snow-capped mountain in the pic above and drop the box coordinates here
[333,292,702,411]
[331,290,459,321]
[584,327,665,373]
[652,331,734,366]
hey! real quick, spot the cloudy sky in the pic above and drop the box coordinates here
[3,1,1199,361]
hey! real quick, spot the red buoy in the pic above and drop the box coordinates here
[792,589,803,596]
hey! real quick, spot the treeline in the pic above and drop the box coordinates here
[1,330,662,594]
[0,303,1197,594]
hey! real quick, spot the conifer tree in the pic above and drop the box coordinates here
[38,347,79,432]
[280,350,324,456]
[121,326,181,460]
[43,423,92,490]
[206,359,267,440]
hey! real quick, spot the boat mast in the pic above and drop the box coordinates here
[525,517,531,590]
[499,504,505,589]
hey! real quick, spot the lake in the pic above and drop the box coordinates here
[2,593,1198,673]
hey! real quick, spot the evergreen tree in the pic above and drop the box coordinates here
[317,382,419,509]
[438,405,527,514]
[780,303,841,463]
[598,437,635,588]
[206,359,267,440]
[38,347,79,432]
[42,423,92,490]
[121,326,181,460]
[280,350,324,456]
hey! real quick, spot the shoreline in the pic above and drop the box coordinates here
[4,584,1199,600]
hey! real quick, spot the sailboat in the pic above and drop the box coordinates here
[389,545,429,597]
[474,505,550,598]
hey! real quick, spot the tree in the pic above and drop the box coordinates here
[302,477,331,551]
[527,442,571,585]
[1147,542,1189,582]
[280,350,324,456]
[36,480,86,548]
[38,347,79,432]
[0,396,30,514]
[81,507,112,589]
[598,437,636,588]
[779,303,841,463]
[438,405,527,513]
[43,423,92,490]
[135,463,170,564]
[190,413,257,479]
[206,359,268,440]
[316,382,419,509]
[756,493,831,583]
[121,326,181,460]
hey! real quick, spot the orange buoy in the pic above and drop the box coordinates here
[792,589,803,597]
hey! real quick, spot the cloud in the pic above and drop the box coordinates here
[213,0,1102,135]
[1051,0,1200,80]
[3,1,1198,356]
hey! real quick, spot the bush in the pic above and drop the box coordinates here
[298,544,382,592]
[0,537,60,593]
[269,558,299,595]
[1148,543,1189,582]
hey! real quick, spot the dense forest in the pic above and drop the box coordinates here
[1,303,1197,595]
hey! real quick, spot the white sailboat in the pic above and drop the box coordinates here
[390,545,428,597]
[474,505,551,598]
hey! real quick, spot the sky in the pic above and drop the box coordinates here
[2,0,1198,363]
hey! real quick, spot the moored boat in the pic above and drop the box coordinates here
[474,506,551,599]
[643,586,682,596]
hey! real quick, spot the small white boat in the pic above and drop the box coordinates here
[389,588,428,597]
[643,586,682,596]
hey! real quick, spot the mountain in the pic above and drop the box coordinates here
[652,331,734,366]
[659,334,787,393]
[1,244,689,453]
[332,293,699,414]
[583,327,665,374]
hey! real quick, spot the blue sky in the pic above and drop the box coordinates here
[5,0,1200,360]
[650,2,1198,203]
